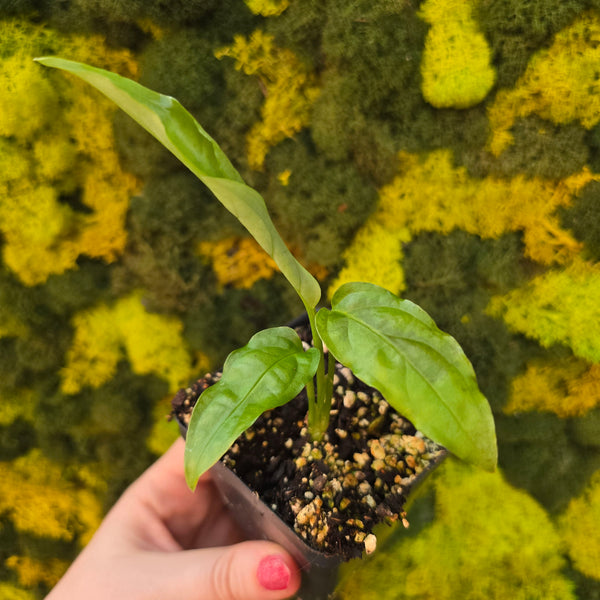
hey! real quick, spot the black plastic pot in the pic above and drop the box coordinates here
[177,418,341,599]
[177,415,447,599]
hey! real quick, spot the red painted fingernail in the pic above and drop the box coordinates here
[257,554,291,591]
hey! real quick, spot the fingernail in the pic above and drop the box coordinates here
[257,554,291,591]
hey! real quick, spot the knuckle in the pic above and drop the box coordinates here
[210,549,240,600]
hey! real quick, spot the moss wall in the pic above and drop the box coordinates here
[0,1,599,597]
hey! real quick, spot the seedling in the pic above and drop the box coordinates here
[35,57,497,490]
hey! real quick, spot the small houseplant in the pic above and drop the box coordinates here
[35,57,497,568]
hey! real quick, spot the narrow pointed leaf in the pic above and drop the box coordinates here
[316,282,497,471]
[184,327,320,489]
[34,56,321,309]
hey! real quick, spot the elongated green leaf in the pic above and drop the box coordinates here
[184,327,320,489]
[34,56,321,309]
[316,282,497,471]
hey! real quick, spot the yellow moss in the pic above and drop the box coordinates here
[329,221,410,299]
[0,139,30,185]
[419,0,495,108]
[0,54,60,141]
[560,469,600,580]
[6,555,69,588]
[0,583,36,600]
[67,462,109,497]
[198,236,280,289]
[61,303,122,395]
[216,30,319,169]
[334,150,593,296]
[115,293,195,392]
[0,450,102,542]
[488,258,600,363]
[389,151,586,261]
[506,358,600,418]
[62,292,195,394]
[1,182,72,248]
[0,19,140,286]
[277,169,292,186]
[33,135,78,181]
[244,0,289,16]
[136,18,166,40]
[0,388,35,426]
[146,395,181,456]
[337,460,574,599]
[489,12,600,155]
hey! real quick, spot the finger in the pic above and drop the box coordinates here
[143,541,301,600]
[115,439,238,547]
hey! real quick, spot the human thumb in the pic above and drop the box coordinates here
[161,540,302,600]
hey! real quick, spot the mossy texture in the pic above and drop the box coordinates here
[336,460,575,599]
[419,0,496,109]
[560,469,600,580]
[1,2,600,597]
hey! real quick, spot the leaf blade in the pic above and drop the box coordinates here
[184,327,320,489]
[34,56,321,309]
[316,282,497,470]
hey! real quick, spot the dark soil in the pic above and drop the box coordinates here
[171,326,446,561]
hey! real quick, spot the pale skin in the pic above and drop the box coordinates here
[46,438,301,600]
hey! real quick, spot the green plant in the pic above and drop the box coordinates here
[35,57,497,491]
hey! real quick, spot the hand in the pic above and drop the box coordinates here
[46,438,301,600]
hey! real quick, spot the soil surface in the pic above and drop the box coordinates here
[171,326,446,561]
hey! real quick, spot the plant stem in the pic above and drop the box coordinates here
[304,305,331,441]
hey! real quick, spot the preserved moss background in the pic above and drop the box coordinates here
[0,1,599,597]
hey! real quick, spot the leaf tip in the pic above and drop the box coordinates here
[473,440,498,472]
[184,447,201,491]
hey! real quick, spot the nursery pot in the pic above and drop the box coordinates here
[173,314,448,599]
[177,415,446,599]
[177,418,341,600]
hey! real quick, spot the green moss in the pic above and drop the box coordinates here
[35,363,162,506]
[0,0,39,15]
[263,0,323,65]
[0,339,21,390]
[568,570,600,600]
[312,0,490,184]
[265,139,378,268]
[477,0,585,88]
[481,116,589,179]
[206,65,265,175]
[113,171,240,312]
[40,260,113,317]
[559,180,600,262]
[0,418,35,461]
[309,0,428,183]
[402,230,538,410]
[570,408,600,449]
[42,0,224,32]
[115,29,228,180]
[142,31,224,121]
[498,413,600,513]
[183,276,301,366]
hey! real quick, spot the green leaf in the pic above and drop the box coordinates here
[316,282,497,471]
[34,56,321,309]
[184,327,320,489]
